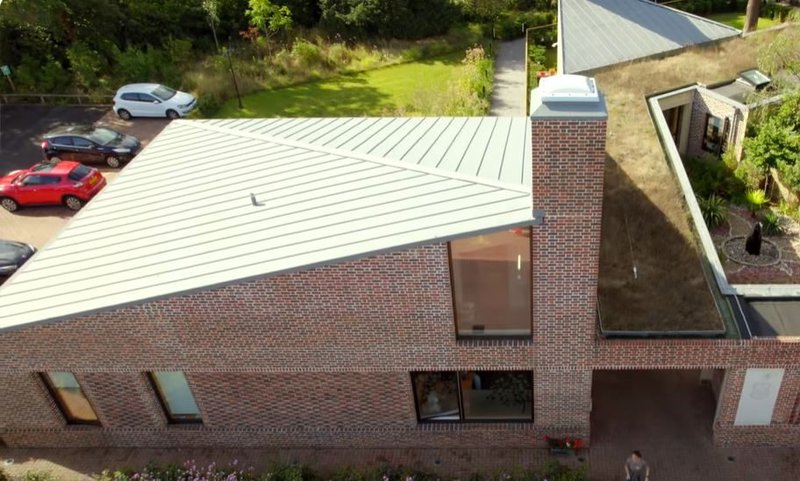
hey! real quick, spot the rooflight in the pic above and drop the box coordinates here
[538,75,600,103]
[738,69,771,89]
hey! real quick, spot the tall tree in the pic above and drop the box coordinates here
[246,0,292,49]
[744,0,760,33]
[202,0,221,50]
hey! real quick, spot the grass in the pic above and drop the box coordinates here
[707,12,780,30]
[216,52,465,118]
[595,27,792,333]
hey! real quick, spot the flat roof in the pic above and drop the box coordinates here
[0,117,534,330]
[560,0,741,74]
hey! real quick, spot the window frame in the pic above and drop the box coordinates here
[702,114,725,154]
[411,371,534,424]
[40,372,101,426]
[148,372,203,425]
[448,227,533,340]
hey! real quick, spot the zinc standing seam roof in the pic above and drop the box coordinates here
[560,0,741,74]
[0,117,533,330]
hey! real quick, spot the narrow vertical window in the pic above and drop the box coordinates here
[702,114,724,154]
[450,229,532,337]
[150,371,202,423]
[41,372,100,425]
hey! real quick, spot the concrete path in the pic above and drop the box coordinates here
[489,38,527,116]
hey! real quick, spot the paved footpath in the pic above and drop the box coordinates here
[489,38,527,116]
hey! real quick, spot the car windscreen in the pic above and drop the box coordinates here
[88,127,120,145]
[151,85,177,101]
[68,165,93,181]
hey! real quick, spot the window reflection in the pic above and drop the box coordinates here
[450,229,531,337]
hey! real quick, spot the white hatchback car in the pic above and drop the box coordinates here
[113,83,197,120]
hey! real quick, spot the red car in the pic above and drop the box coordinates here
[0,161,106,212]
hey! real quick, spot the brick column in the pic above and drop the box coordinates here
[529,75,607,439]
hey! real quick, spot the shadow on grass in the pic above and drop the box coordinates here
[598,154,725,333]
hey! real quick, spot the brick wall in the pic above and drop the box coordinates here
[530,113,607,435]
[687,88,748,160]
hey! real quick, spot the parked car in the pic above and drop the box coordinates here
[0,240,36,278]
[42,125,141,168]
[0,161,106,212]
[113,83,197,120]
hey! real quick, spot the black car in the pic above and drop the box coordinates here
[42,125,142,168]
[0,240,35,278]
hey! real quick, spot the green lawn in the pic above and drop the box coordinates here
[707,12,780,30]
[217,52,465,118]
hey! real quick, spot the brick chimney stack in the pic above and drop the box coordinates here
[529,75,608,440]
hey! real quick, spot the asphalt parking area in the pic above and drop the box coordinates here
[0,105,169,248]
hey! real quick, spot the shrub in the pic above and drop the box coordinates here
[291,39,326,69]
[685,156,745,199]
[327,42,352,64]
[734,157,764,192]
[778,159,800,192]
[744,119,800,172]
[22,472,56,481]
[699,194,728,228]
[66,41,107,90]
[744,189,768,216]
[761,211,785,236]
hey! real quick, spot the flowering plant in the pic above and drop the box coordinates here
[545,436,583,450]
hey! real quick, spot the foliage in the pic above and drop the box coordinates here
[744,189,768,216]
[291,39,326,69]
[777,158,800,192]
[545,436,584,449]
[541,461,587,481]
[673,0,744,16]
[684,155,746,199]
[66,41,107,90]
[319,0,460,39]
[761,211,785,236]
[247,0,293,41]
[22,472,56,481]
[758,28,800,90]
[699,194,729,228]
[743,119,800,172]
[734,157,765,192]
[492,11,555,40]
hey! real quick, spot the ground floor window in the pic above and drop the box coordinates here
[149,371,202,424]
[41,372,100,425]
[412,371,532,422]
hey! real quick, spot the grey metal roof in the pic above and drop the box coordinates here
[0,117,533,330]
[560,0,741,74]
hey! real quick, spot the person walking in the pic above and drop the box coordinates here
[625,450,650,481]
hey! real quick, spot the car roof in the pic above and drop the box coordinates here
[116,83,163,93]
[29,161,82,175]
[44,125,95,137]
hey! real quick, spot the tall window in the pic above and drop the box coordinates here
[702,114,725,154]
[41,372,100,425]
[150,371,202,423]
[412,371,533,422]
[450,229,531,337]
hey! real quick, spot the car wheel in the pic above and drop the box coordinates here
[0,197,19,212]
[117,109,132,120]
[63,195,83,211]
[106,156,121,168]
[166,109,180,120]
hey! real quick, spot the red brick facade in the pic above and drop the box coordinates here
[2,88,799,449]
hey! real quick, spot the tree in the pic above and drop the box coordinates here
[246,0,292,51]
[202,0,221,51]
[744,0,760,33]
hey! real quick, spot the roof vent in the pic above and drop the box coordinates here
[538,75,599,103]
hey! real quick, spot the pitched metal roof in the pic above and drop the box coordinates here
[0,117,533,330]
[560,0,740,74]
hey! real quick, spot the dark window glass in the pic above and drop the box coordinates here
[461,371,532,421]
[52,136,73,146]
[41,372,100,425]
[412,371,533,423]
[412,372,460,421]
[138,94,158,103]
[72,137,94,148]
[702,114,724,154]
[120,93,139,101]
[31,163,57,172]
[40,176,61,185]
[150,371,202,423]
[450,229,531,337]
[68,165,92,181]
[88,128,120,145]
[21,175,45,186]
